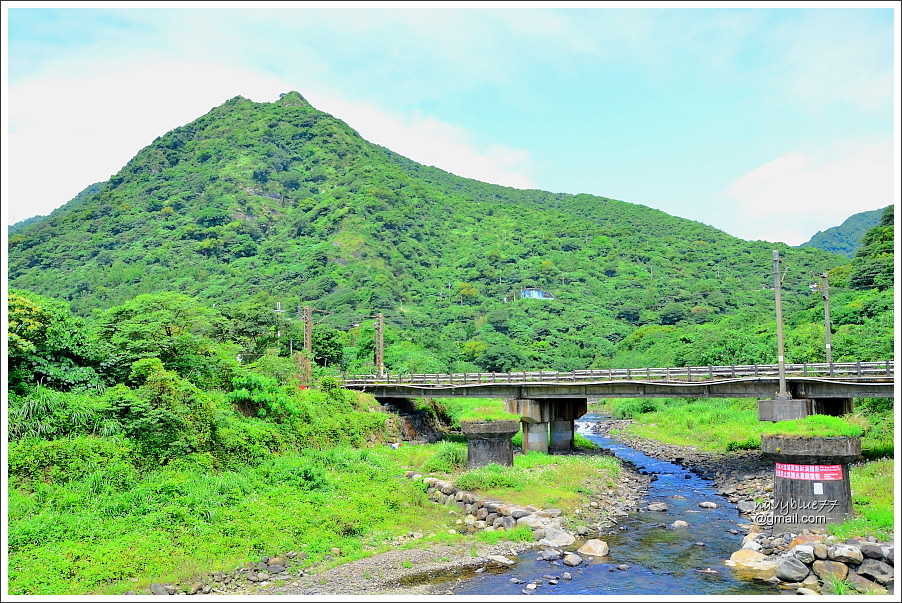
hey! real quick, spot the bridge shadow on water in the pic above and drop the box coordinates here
[446,412,783,597]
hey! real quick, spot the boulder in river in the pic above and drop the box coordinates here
[577,539,610,557]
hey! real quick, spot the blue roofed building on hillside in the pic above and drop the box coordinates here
[520,288,555,300]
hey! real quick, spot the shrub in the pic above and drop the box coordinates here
[8,436,137,489]
[611,398,658,420]
[420,442,468,473]
[726,436,760,451]
[455,463,521,491]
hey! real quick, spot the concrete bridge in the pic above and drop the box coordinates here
[340,361,895,454]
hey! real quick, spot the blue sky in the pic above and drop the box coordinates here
[3,2,899,245]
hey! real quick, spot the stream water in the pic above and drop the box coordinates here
[447,412,783,596]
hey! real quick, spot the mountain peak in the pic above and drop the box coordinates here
[277,91,311,108]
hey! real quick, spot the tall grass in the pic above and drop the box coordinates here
[454,452,621,510]
[618,398,763,452]
[828,458,895,541]
[614,397,894,543]
[6,446,458,595]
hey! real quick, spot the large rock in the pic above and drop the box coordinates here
[725,550,778,581]
[517,515,548,530]
[829,543,864,564]
[812,559,849,581]
[647,502,668,512]
[856,558,894,585]
[562,553,583,567]
[847,572,888,595]
[149,583,170,596]
[538,548,562,561]
[788,534,822,550]
[487,555,516,567]
[860,543,885,559]
[540,527,576,547]
[776,556,810,582]
[737,500,756,514]
[793,545,816,564]
[577,539,609,557]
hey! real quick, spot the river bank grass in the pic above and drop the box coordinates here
[606,397,894,459]
[7,433,617,596]
[603,397,895,541]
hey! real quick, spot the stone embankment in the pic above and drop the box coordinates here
[588,419,895,596]
[728,531,895,595]
[414,463,650,541]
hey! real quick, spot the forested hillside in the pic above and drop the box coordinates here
[7,92,894,377]
[6,92,894,596]
[799,206,888,258]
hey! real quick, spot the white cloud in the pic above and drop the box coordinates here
[321,98,535,189]
[722,141,894,245]
[6,58,535,225]
[770,10,894,114]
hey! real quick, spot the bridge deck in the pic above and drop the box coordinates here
[338,361,895,399]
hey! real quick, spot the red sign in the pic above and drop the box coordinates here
[775,463,843,480]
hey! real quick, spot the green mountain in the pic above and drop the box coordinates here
[799,206,888,258]
[7,92,891,373]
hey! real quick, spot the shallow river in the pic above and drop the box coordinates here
[448,412,782,596]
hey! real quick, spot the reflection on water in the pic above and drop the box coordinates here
[448,413,781,596]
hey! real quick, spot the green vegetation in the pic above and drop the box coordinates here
[610,398,764,452]
[611,397,894,540]
[5,92,893,594]
[610,397,889,455]
[7,445,455,595]
[7,93,893,377]
[761,415,863,439]
[799,206,887,258]
[837,459,896,541]
[453,452,621,510]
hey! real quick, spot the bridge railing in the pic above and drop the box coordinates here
[337,360,894,387]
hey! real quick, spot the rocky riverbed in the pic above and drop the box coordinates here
[131,419,893,596]
[587,419,895,596]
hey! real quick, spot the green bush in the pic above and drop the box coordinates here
[610,398,658,420]
[726,436,760,451]
[8,436,137,488]
[420,441,468,473]
[455,463,522,491]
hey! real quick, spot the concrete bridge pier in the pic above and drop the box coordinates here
[761,434,860,529]
[505,398,549,453]
[549,399,588,453]
[521,421,549,454]
[505,398,587,454]
[460,420,520,469]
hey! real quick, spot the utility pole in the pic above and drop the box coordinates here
[773,250,789,399]
[274,302,285,340]
[374,312,385,378]
[820,272,833,365]
[303,305,312,384]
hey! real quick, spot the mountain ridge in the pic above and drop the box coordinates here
[10,91,880,372]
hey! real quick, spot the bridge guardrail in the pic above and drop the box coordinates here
[337,360,895,388]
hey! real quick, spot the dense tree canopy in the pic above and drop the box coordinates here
[7,93,894,378]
